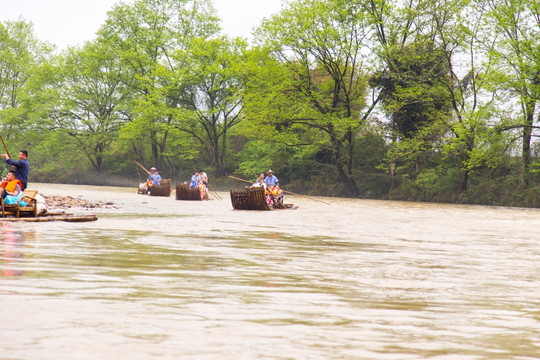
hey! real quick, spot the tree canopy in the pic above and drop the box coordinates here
[0,0,539,207]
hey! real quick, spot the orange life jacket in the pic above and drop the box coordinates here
[1,179,22,193]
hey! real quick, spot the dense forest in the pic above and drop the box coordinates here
[1,0,539,207]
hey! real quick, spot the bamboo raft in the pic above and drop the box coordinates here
[230,186,296,210]
[0,212,98,222]
[175,183,207,200]
[149,179,172,197]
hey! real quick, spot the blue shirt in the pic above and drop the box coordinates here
[149,173,161,185]
[7,158,29,185]
[190,175,200,188]
[264,175,279,186]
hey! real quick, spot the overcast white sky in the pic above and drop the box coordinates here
[0,0,283,49]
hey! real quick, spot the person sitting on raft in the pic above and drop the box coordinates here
[197,179,207,200]
[275,185,284,202]
[190,172,200,188]
[0,170,26,205]
[143,178,152,193]
[265,186,274,208]
[252,173,266,188]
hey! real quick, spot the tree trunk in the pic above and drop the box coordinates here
[347,128,353,175]
[330,128,359,197]
[522,101,535,187]
[219,127,228,177]
[336,161,359,197]
[460,168,469,192]
[390,116,398,189]
[459,137,475,193]
[158,129,168,177]
[390,160,396,189]
[97,156,103,174]
[150,129,159,168]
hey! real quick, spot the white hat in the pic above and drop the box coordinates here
[150,167,157,171]
[268,169,273,173]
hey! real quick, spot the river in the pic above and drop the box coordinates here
[1,183,539,359]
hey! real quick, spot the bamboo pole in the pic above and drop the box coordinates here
[228,175,330,205]
[0,134,11,159]
[249,169,260,180]
[135,160,151,176]
[228,175,257,185]
[207,183,222,201]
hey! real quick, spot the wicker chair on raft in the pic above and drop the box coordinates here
[1,189,39,218]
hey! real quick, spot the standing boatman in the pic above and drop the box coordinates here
[149,167,161,186]
[1,150,29,191]
[264,169,279,187]
[199,169,208,189]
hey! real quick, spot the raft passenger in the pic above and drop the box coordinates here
[265,188,274,208]
[275,185,284,202]
[190,172,200,188]
[197,180,207,200]
[253,173,266,188]
[0,170,26,205]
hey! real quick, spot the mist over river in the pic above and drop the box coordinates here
[1,183,540,359]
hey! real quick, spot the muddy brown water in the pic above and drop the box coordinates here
[1,183,540,359]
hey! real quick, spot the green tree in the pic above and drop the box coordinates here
[48,41,129,174]
[485,0,540,186]
[365,0,508,194]
[97,0,220,173]
[168,37,247,177]
[363,0,456,187]
[245,0,377,197]
[370,39,453,180]
[432,0,508,192]
[0,20,50,140]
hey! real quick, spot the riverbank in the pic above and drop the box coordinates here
[43,194,119,210]
[30,172,540,210]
